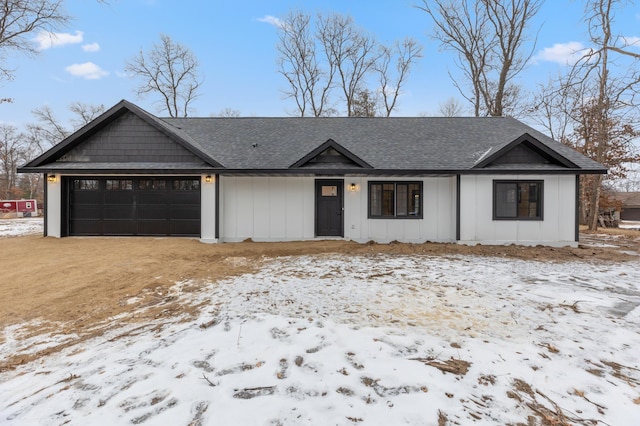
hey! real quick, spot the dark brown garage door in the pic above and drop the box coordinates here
[67,177,201,236]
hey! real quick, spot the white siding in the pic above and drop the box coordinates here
[459,175,577,247]
[344,177,456,243]
[200,174,217,243]
[219,176,457,243]
[46,177,62,238]
[219,176,315,242]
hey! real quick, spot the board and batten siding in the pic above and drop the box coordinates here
[458,175,577,247]
[218,176,456,243]
[45,177,63,237]
[219,177,316,242]
[343,176,456,243]
[200,174,217,242]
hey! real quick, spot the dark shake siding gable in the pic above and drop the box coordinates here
[60,111,207,165]
[18,100,607,246]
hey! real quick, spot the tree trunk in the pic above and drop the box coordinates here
[588,174,603,230]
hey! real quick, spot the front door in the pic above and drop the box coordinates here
[315,179,344,237]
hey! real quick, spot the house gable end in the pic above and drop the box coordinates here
[474,133,578,169]
[290,139,372,169]
[21,100,223,169]
[59,110,206,164]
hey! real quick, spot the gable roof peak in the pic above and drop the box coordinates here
[289,138,372,169]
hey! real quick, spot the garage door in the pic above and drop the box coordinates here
[67,177,201,236]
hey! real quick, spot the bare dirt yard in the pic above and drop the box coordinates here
[1,223,640,425]
[1,229,639,370]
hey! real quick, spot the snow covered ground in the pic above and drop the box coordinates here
[1,224,639,424]
[0,218,43,237]
[620,220,640,230]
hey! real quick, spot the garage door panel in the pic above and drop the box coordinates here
[170,205,199,220]
[71,191,102,204]
[70,220,102,235]
[71,205,103,219]
[170,221,200,236]
[137,221,170,235]
[103,205,134,220]
[104,192,135,204]
[138,193,168,204]
[138,205,168,220]
[68,177,201,237]
[103,220,137,235]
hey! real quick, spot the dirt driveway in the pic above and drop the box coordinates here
[1,231,638,328]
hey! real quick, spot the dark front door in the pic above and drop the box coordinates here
[315,179,344,237]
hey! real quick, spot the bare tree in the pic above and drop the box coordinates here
[318,13,380,117]
[125,34,202,117]
[376,37,423,117]
[275,10,421,117]
[530,0,640,229]
[419,0,541,117]
[69,101,105,129]
[576,0,640,229]
[26,102,104,151]
[212,107,241,118]
[0,0,69,82]
[277,11,334,117]
[0,124,26,198]
[438,97,464,117]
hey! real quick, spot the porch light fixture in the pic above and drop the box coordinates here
[47,175,57,183]
[204,175,213,183]
[349,183,357,192]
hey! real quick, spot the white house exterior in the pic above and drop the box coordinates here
[19,100,606,247]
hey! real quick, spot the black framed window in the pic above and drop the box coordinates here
[139,179,167,190]
[173,179,200,191]
[369,181,422,219]
[105,179,133,190]
[72,179,99,190]
[493,180,543,220]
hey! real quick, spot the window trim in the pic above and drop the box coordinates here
[368,181,423,219]
[493,180,544,221]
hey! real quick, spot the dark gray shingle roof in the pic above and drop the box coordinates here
[162,116,605,172]
[18,100,606,175]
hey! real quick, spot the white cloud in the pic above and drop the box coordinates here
[621,36,640,48]
[34,31,83,50]
[65,62,109,80]
[533,41,586,65]
[82,42,100,52]
[257,15,284,28]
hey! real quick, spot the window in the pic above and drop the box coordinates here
[72,179,99,190]
[172,179,200,191]
[105,179,133,190]
[493,180,543,220]
[321,185,338,197]
[139,179,167,190]
[369,181,422,219]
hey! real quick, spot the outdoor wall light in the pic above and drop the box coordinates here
[47,175,57,183]
[204,175,213,183]
[349,183,357,192]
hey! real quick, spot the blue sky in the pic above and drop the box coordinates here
[1,0,639,128]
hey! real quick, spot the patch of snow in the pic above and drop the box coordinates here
[0,218,43,237]
[1,254,639,425]
[619,221,640,230]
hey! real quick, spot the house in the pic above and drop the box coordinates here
[18,100,606,247]
[611,192,640,221]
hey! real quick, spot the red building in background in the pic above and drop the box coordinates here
[0,199,38,217]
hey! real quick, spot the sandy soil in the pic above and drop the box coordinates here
[1,232,638,370]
